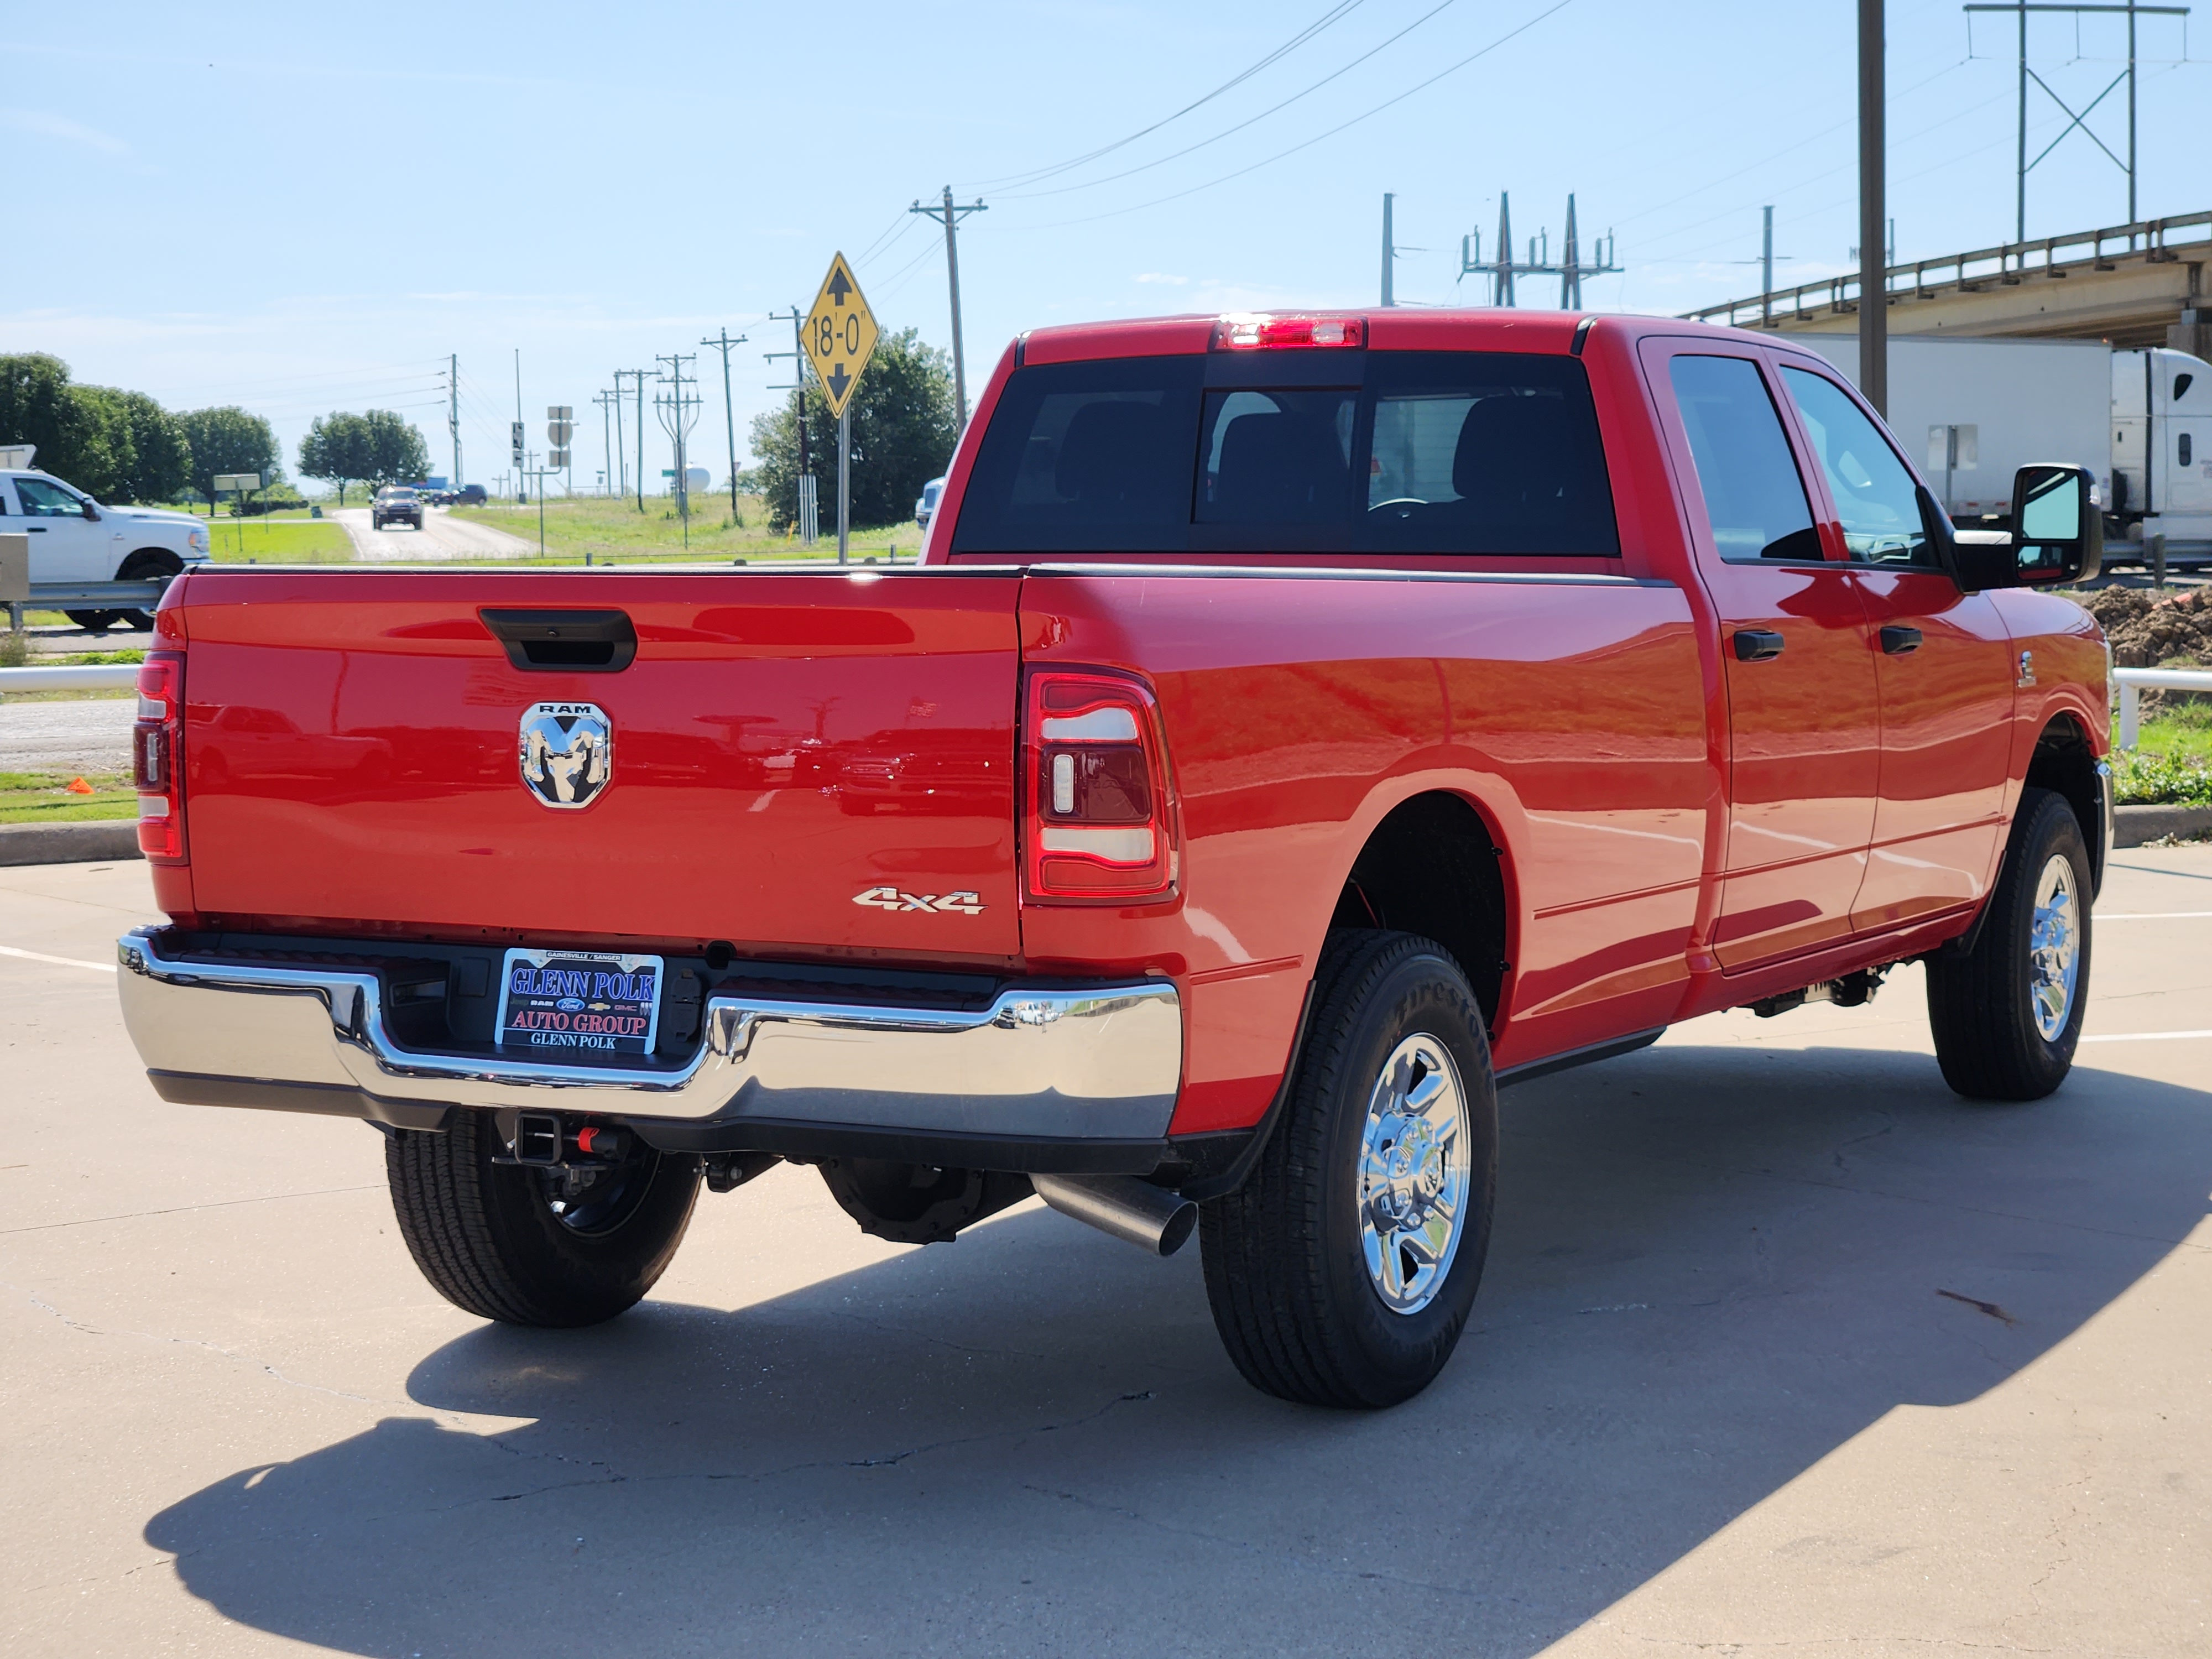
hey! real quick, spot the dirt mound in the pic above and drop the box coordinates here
[2083,587,2212,669]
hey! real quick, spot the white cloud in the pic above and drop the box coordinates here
[1,108,128,155]
[1133,273,1188,285]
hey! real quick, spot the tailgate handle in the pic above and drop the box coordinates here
[480,608,638,672]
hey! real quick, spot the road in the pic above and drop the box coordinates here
[0,696,134,776]
[332,504,535,562]
[3,850,2209,1656]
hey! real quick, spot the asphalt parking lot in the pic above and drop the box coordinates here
[3,852,2207,1657]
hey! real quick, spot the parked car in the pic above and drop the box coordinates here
[113,310,2110,1411]
[369,486,424,531]
[914,475,946,528]
[2,461,209,630]
[453,483,488,507]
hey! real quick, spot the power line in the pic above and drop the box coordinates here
[967,0,1370,191]
[995,0,1464,202]
[1014,0,1577,232]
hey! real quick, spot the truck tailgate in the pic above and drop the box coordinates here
[172,570,1023,962]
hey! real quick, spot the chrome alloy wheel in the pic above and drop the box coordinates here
[1357,1034,1473,1316]
[2028,853,2082,1042]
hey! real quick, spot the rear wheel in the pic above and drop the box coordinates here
[64,610,118,633]
[385,1112,700,1326]
[1926,788,2092,1100]
[1200,930,1498,1408]
[114,550,180,631]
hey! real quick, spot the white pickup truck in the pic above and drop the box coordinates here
[0,456,211,629]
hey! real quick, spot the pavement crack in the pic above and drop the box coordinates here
[0,1183,384,1236]
[7,1279,392,1407]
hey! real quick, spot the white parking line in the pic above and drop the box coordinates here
[2080,1029,2212,1044]
[0,943,117,974]
[2095,911,2212,920]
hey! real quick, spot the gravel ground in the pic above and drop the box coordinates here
[0,696,134,777]
[333,504,534,561]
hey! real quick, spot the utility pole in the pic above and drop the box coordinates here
[594,390,615,497]
[1860,0,1887,418]
[612,368,648,512]
[1762,206,1775,325]
[764,306,815,544]
[1381,193,1396,307]
[447,353,462,490]
[654,353,701,550]
[910,186,987,425]
[700,326,749,520]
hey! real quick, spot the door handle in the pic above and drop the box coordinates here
[1879,625,1923,655]
[1733,628,1786,662]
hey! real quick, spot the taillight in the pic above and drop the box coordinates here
[1211,313,1365,351]
[133,651,186,863]
[1024,670,1177,902]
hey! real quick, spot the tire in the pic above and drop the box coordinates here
[114,551,179,633]
[385,1112,701,1326]
[1199,930,1499,1408]
[64,609,118,633]
[1926,787,2093,1101]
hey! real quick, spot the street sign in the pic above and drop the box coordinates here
[804,251,878,421]
[511,422,525,465]
[547,406,574,447]
[212,473,260,493]
[549,448,571,468]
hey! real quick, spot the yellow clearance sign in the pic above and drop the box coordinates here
[804,252,879,421]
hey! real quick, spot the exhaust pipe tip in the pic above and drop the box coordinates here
[1031,1173,1197,1257]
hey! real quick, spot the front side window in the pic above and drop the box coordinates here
[1781,366,1933,565]
[1667,356,1822,562]
[14,476,84,518]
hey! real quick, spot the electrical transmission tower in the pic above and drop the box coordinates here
[700,326,750,521]
[1963,0,2189,250]
[1460,193,1621,308]
[654,353,702,549]
[910,186,987,425]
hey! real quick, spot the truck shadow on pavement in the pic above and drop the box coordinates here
[145,1042,2211,1657]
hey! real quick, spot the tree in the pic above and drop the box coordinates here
[0,353,103,488]
[102,390,191,504]
[360,410,430,487]
[748,328,959,533]
[180,406,280,509]
[299,413,370,503]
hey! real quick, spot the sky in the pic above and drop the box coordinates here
[5,0,2206,495]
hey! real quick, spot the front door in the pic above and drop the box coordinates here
[11,474,106,582]
[1644,343,1881,971]
[1775,363,2015,931]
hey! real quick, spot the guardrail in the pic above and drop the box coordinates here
[2115,667,2212,750]
[6,579,173,632]
[1685,208,2212,330]
[0,664,142,699]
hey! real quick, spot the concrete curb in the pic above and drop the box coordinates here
[0,819,143,867]
[2115,802,2212,847]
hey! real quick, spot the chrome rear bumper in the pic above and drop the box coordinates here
[115,928,1182,1146]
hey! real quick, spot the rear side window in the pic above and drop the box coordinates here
[950,351,1617,556]
[949,357,1204,553]
[1667,356,1823,563]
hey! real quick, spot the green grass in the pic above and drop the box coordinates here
[0,772,136,825]
[205,518,353,562]
[2113,708,2212,805]
[448,494,919,567]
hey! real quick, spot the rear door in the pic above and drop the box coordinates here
[1775,362,2014,931]
[178,571,1025,963]
[1641,341,1881,971]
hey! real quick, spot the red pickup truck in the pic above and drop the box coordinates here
[116,311,2109,1409]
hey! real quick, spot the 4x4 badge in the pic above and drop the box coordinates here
[852,885,985,915]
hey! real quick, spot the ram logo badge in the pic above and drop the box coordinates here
[519,702,612,809]
[853,885,986,915]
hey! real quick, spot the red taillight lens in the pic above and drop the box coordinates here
[1024,671,1177,902]
[1211,313,1365,351]
[133,651,186,863]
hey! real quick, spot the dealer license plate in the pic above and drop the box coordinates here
[495,948,664,1064]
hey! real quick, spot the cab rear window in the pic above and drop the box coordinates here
[950,350,1616,557]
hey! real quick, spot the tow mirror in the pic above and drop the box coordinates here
[2010,463,2101,585]
[1934,463,2103,592]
